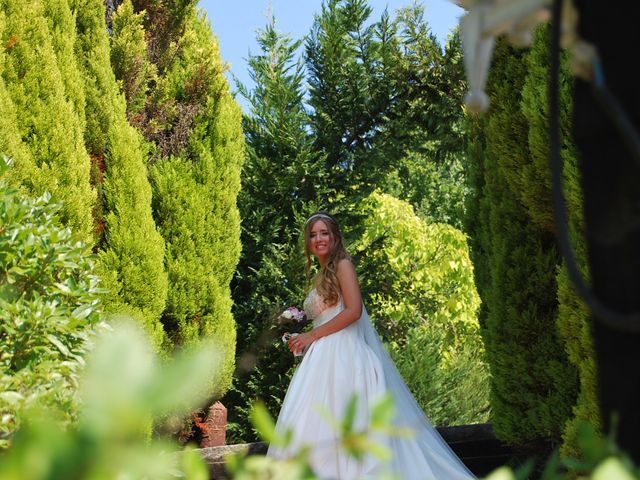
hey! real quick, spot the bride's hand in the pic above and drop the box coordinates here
[288,331,316,354]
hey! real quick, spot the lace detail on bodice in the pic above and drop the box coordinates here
[303,288,328,320]
[303,288,342,326]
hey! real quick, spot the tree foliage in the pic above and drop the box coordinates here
[107,0,245,394]
[74,0,169,351]
[109,0,157,120]
[355,192,480,345]
[0,0,95,243]
[375,6,468,230]
[466,37,579,447]
[520,26,596,457]
[306,0,398,203]
[353,192,489,426]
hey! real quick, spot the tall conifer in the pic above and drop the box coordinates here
[128,6,245,394]
[467,38,577,446]
[306,0,397,204]
[74,0,169,350]
[520,27,596,456]
[0,0,95,242]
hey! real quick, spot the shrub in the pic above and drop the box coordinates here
[0,319,219,479]
[389,324,490,427]
[0,157,103,448]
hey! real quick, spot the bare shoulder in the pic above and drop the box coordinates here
[336,257,358,283]
[336,257,362,306]
[336,257,356,273]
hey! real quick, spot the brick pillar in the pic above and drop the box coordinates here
[201,401,227,447]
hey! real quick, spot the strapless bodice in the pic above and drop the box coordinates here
[303,288,343,327]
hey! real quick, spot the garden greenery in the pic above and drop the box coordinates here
[0,157,103,448]
[354,192,490,427]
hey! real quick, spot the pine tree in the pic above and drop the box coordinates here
[306,0,397,204]
[223,16,327,442]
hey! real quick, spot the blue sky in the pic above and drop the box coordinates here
[198,0,465,111]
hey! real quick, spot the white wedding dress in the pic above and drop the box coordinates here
[267,288,477,480]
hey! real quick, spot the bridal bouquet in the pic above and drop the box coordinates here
[276,306,309,356]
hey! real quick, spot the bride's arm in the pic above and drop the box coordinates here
[289,259,362,352]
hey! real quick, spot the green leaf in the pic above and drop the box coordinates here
[341,393,358,434]
[370,394,395,428]
[0,391,24,404]
[46,334,71,357]
[71,303,94,320]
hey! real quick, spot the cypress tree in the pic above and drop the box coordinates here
[141,8,244,395]
[109,0,157,121]
[74,0,169,351]
[520,27,596,457]
[0,0,95,243]
[470,38,577,447]
[0,81,31,179]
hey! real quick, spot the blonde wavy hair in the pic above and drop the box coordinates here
[304,212,350,306]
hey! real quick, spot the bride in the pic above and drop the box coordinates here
[267,211,476,479]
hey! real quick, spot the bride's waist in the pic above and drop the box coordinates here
[312,306,342,327]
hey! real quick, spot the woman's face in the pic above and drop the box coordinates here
[309,220,333,263]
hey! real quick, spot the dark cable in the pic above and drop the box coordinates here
[549,0,640,331]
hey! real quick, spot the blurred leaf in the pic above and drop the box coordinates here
[180,447,209,480]
[592,458,636,480]
[0,392,24,405]
[341,394,358,435]
[249,401,279,445]
[46,334,71,357]
[485,466,517,480]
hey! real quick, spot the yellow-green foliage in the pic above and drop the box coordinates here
[356,192,481,345]
[148,10,244,396]
[0,0,95,243]
[73,0,169,352]
[353,192,489,426]
[110,0,157,118]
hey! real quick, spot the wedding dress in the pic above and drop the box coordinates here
[267,288,477,480]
